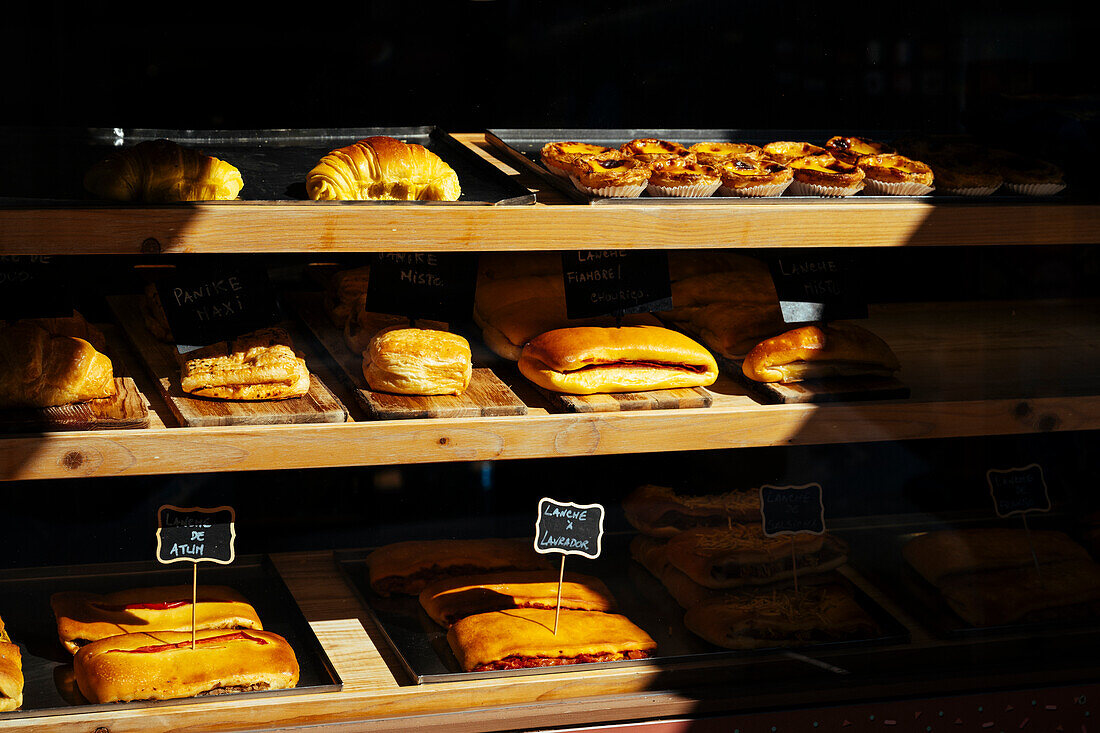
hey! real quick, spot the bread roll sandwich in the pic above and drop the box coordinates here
[683,583,880,649]
[367,539,553,596]
[306,136,460,201]
[741,322,900,383]
[902,528,1093,586]
[623,484,762,537]
[665,526,848,590]
[419,571,617,627]
[364,328,472,396]
[180,327,311,401]
[73,629,298,703]
[0,616,22,712]
[0,322,116,408]
[50,584,263,655]
[447,608,656,672]
[518,326,718,395]
[629,535,718,609]
[84,139,243,202]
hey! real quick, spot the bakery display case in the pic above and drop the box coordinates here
[2,2,1099,731]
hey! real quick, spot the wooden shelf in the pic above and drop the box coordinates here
[1,135,1098,255]
[2,299,1097,482]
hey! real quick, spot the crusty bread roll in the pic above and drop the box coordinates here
[518,325,718,394]
[306,136,460,201]
[50,585,263,655]
[741,322,900,383]
[84,139,243,202]
[447,608,656,672]
[0,616,21,713]
[0,322,116,408]
[418,570,616,627]
[364,328,472,396]
[367,539,553,597]
[73,629,298,703]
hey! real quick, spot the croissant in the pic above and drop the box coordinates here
[306,136,461,201]
[0,323,116,408]
[84,139,244,202]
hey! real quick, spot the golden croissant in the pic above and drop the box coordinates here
[306,136,461,201]
[84,139,244,202]
[0,322,116,408]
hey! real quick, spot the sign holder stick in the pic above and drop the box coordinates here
[191,563,198,650]
[790,537,798,595]
[1022,514,1042,578]
[554,555,566,635]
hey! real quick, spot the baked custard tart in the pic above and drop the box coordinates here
[569,153,652,198]
[761,141,827,165]
[620,138,694,165]
[688,142,763,165]
[825,135,895,164]
[540,141,615,178]
[930,161,1002,196]
[857,153,935,195]
[646,158,722,198]
[788,154,865,197]
[991,150,1066,196]
[716,153,794,197]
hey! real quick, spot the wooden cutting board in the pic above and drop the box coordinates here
[291,292,528,420]
[108,295,349,427]
[0,378,149,432]
[531,384,713,413]
[713,352,910,404]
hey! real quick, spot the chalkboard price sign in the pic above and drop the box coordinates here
[154,264,282,349]
[759,484,826,537]
[561,250,672,319]
[988,464,1051,518]
[0,255,75,319]
[365,252,477,322]
[534,498,605,559]
[767,254,868,324]
[156,505,236,565]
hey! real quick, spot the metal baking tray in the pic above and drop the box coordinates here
[840,512,1100,639]
[0,126,535,205]
[0,554,341,719]
[485,128,1075,205]
[335,533,908,684]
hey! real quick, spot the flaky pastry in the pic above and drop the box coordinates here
[623,483,763,537]
[419,571,616,627]
[761,141,827,165]
[0,615,21,712]
[991,150,1066,195]
[368,538,552,596]
[741,322,900,383]
[646,159,722,198]
[788,154,866,196]
[306,135,460,201]
[568,153,652,197]
[0,322,116,408]
[540,141,615,178]
[825,135,895,164]
[180,328,310,401]
[620,138,692,164]
[84,139,243,202]
[364,327,472,396]
[688,142,763,165]
[857,153,934,195]
[716,153,794,197]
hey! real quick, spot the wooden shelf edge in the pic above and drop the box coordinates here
[2,394,1097,481]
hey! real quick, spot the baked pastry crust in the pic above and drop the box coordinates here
[689,142,762,165]
[619,138,692,164]
[306,135,461,201]
[181,328,311,401]
[902,529,1093,586]
[73,629,299,703]
[741,322,900,383]
[568,154,652,189]
[647,159,721,188]
[857,154,934,185]
[50,584,263,655]
[825,135,895,164]
[683,582,880,649]
[84,139,243,202]
[629,535,718,609]
[368,539,553,596]
[716,153,794,190]
[419,570,617,627]
[518,325,719,394]
[0,616,21,713]
[446,608,656,672]
[0,322,116,408]
[623,483,763,537]
[540,142,615,177]
[789,153,866,188]
[761,141,827,165]
[364,328,472,396]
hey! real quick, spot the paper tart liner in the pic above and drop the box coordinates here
[862,178,935,196]
[1003,181,1066,196]
[939,184,1001,197]
[788,180,865,198]
[717,179,794,198]
[570,175,648,198]
[645,180,722,198]
[542,161,573,179]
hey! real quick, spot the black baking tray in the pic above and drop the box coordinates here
[485,128,1076,205]
[839,511,1100,640]
[0,554,341,719]
[335,533,909,684]
[0,126,535,205]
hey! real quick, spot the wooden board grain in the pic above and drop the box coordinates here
[108,295,348,427]
[533,384,713,413]
[714,352,910,405]
[0,378,149,432]
[291,292,528,420]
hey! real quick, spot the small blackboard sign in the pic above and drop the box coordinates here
[0,255,75,319]
[156,505,236,565]
[988,464,1052,518]
[759,484,826,536]
[561,250,672,319]
[767,254,868,324]
[534,498,605,559]
[365,252,478,323]
[154,263,282,349]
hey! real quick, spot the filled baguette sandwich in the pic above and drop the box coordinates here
[73,629,298,703]
[741,322,900,384]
